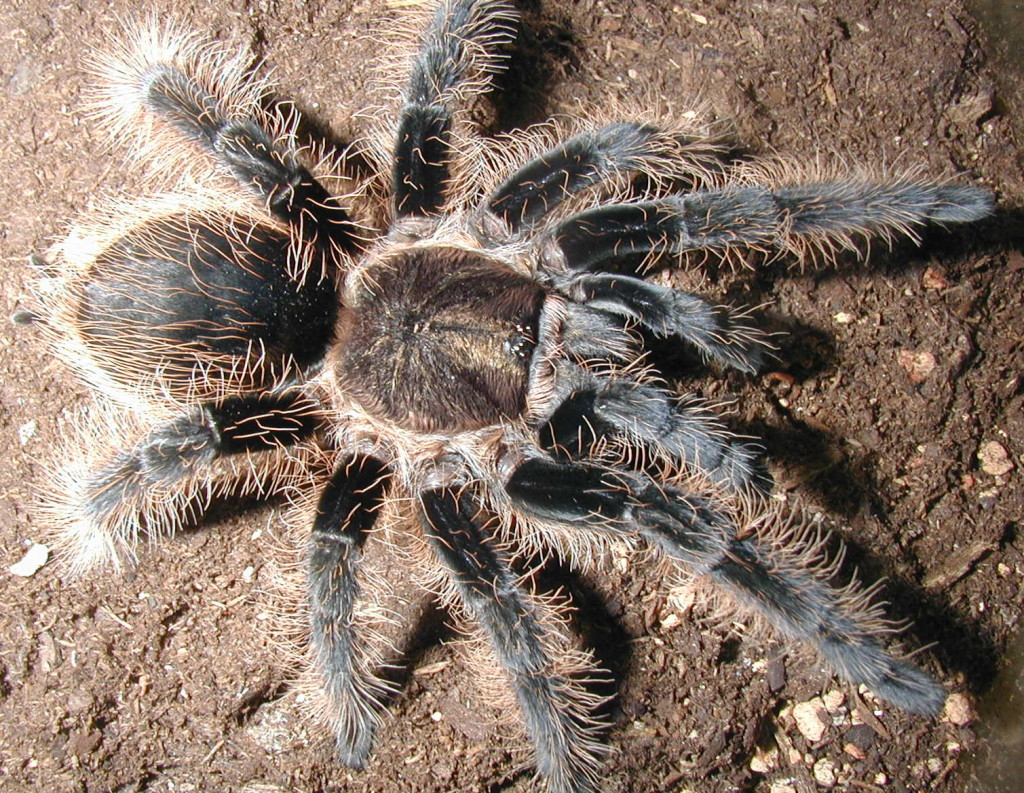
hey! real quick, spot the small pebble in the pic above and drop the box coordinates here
[18,419,37,446]
[922,266,950,289]
[667,584,696,614]
[978,487,1000,508]
[792,698,829,742]
[822,689,846,713]
[749,744,779,773]
[813,758,837,787]
[9,542,49,577]
[978,440,1015,476]
[659,612,681,630]
[767,657,787,693]
[843,742,866,760]
[897,349,937,383]
[942,692,977,726]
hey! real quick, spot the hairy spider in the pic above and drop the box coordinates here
[21,1,993,791]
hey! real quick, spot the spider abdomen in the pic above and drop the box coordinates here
[336,246,544,433]
[75,213,337,400]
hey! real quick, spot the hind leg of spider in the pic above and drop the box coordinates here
[711,537,945,714]
[545,179,994,273]
[483,123,724,236]
[419,486,605,793]
[539,369,770,494]
[95,24,361,252]
[504,456,945,715]
[55,390,322,573]
[307,453,395,767]
[393,0,518,220]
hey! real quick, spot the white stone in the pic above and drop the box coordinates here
[9,542,49,577]
[813,758,837,787]
[792,698,829,742]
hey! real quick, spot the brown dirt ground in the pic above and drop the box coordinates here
[1,1,1021,792]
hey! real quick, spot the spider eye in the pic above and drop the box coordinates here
[506,322,536,360]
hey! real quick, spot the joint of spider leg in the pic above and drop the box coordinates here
[134,411,220,485]
[311,455,391,549]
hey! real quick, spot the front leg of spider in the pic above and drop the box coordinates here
[504,455,946,715]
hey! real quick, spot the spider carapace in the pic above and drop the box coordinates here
[338,246,545,433]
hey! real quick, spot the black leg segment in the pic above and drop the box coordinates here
[393,105,453,219]
[204,391,324,455]
[420,486,603,793]
[307,454,394,767]
[565,272,769,373]
[394,0,518,218]
[551,202,678,272]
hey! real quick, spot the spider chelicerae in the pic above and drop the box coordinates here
[20,1,993,791]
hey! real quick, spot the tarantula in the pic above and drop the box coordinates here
[21,1,993,791]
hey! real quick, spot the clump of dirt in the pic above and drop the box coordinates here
[0,2,1020,793]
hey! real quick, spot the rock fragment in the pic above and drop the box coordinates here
[792,698,829,742]
[941,692,977,726]
[978,440,1014,476]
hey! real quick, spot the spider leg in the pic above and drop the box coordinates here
[540,373,770,494]
[505,456,946,716]
[419,486,604,793]
[561,271,770,373]
[485,123,723,234]
[307,454,394,768]
[545,180,993,272]
[394,0,518,219]
[53,390,322,573]
[93,23,360,252]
